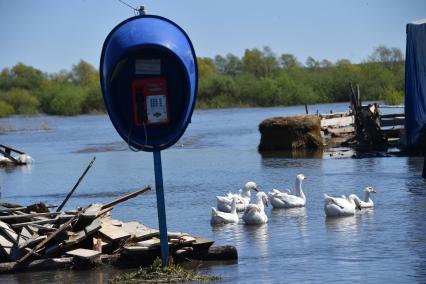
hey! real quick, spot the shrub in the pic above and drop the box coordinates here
[0,101,15,117]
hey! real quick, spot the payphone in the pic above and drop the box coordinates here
[132,78,170,126]
[100,14,198,266]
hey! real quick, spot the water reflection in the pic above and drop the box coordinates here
[1,164,33,174]
[260,149,323,160]
[325,215,361,235]
[271,207,308,237]
[404,161,426,283]
[243,224,269,256]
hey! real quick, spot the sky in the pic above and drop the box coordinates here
[0,0,425,73]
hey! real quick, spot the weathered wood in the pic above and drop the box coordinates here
[0,207,27,214]
[99,222,131,241]
[66,248,101,259]
[0,212,60,221]
[56,156,96,212]
[120,221,159,241]
[64,218,102,247]
[0,234,15,260]
[136,237,161,248]
[198,245,238,261]
[0,257,74,273]
[380,113,405,118]
[0,220,18,244]
[122,245,150,254]
[17,227,32,248]
[10,218,58,229]
[326,126,355,136]
[16,213,80,264]
[101,186,151,210]
[380,118,405,127]
[81,203,103,220]
[0,144,25,155]
[321,115,354,128]
[18,235,46,249]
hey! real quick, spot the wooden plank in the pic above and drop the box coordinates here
[99,222,131,241]
[0,212,60,221]
[0,144,25,154]
[10,218,58,229]
[16,213,80,264]
[81,203,103,219]
[17,227,32,248]
[122,246,150,254]
[321,115,354,128]
[101,186,151,210]
[66,248,101,259]
[380,118,405,127]
[120,221,159,240]
[0,220,18,244]
[380,113,405,118]
[0,207,27,214]
[326,126,355,135]
[18,235,46,249]
[137,237,161,248]
[64,218,102,246]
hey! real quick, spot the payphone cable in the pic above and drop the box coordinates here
[127,121,151,152]
[117,0,146,16]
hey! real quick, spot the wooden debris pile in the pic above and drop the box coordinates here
[0,186,237,274]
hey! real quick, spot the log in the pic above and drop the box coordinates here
[193,245,238,261]
[0,257,74,273]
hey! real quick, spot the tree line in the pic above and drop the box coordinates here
[0,45,404,117]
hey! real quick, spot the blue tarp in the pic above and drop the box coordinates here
[405,19,426,147]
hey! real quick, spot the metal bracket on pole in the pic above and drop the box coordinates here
[153,151,169,266]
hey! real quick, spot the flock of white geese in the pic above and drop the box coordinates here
[211,174,376,225]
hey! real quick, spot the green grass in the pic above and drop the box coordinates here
[109,258,221,283]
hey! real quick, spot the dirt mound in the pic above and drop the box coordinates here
[258,115,323,151]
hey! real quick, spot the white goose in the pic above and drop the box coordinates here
[324,194,361,217]
[349,186,376,208]
[211,197,239,225]
[242,192,269,225]
[216,181,259,212]
[268,174,307,208]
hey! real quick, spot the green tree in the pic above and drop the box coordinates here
[0,88,39,114]
[279,54,301,70]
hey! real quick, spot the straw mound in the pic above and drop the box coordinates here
[258,115,323,151]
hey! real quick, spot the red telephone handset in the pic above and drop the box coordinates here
[132,78,170,126]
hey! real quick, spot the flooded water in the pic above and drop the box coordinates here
[1,103,425,283]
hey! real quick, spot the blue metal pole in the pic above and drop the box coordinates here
[153,150,169,266]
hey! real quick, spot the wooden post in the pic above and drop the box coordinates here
[56,157,96,212]
[304,104,309,115]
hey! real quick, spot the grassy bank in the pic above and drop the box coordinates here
[109,258,220,283]
[0,45,404,118]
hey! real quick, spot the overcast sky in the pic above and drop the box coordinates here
[0,0,425,73]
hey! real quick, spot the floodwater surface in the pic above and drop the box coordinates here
[0,103,425,283]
